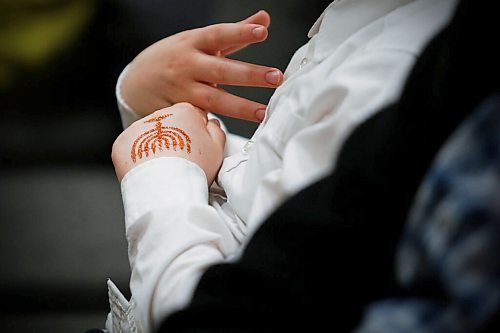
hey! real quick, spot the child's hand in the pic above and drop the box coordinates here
[112,103,226,185]
[121,10,283,122]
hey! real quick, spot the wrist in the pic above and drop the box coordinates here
[120,60,170,118]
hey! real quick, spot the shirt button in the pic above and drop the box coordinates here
[242,140,255,155]
[299,57,309,69]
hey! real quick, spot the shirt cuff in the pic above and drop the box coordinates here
[121,157,209,229]
[106,279,142,333]
[116,64,141,129]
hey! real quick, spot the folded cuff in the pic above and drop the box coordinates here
[121,157,209,229]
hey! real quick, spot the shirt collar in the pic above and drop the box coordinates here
[306,0,414,60]
[307,1,336,38]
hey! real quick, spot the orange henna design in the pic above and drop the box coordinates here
[144,114,173,123]
[131,114,192,163]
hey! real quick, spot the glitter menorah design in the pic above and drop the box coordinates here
[131,113,192,163]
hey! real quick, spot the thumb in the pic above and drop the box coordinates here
[207,119,226,149]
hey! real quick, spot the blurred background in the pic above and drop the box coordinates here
[0,1,330,332]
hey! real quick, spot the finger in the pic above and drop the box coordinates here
[239,10,271,27]
[195,23,268,53]
[191,83,267,122]
[198,55,283,88]
[222,10,271,56]
[206,119,226,149]
[221,40,257,57]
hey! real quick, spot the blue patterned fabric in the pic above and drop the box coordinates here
[355,93,500,333]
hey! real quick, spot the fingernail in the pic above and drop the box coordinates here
[252,26,265,37]
[265,70,282,86]
[255,108,266,121]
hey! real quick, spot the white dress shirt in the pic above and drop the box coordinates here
[106,1,458,332]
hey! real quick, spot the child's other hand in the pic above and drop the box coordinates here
[112,103,226,185]
[121,10,283,122]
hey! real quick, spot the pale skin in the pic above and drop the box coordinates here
[114,11,281,183]
[112,103,225,185]
[120,10,283,122]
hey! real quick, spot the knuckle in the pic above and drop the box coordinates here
[150,109,163,117]
[246,67,259,83]
[190,53,204,69]
[176,28,198,46]
[177,101,196,110]
[177,29,193,42]
[207,25,222,43]
[192,86,218,111]
[239,25,247,40]
[204,90,219,109]
[214,61,228,82]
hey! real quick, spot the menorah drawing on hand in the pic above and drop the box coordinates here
[131,113,192,163]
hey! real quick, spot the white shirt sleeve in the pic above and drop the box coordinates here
[116,65,141,129]
[108,71,246,331]
[107,157,239,333]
